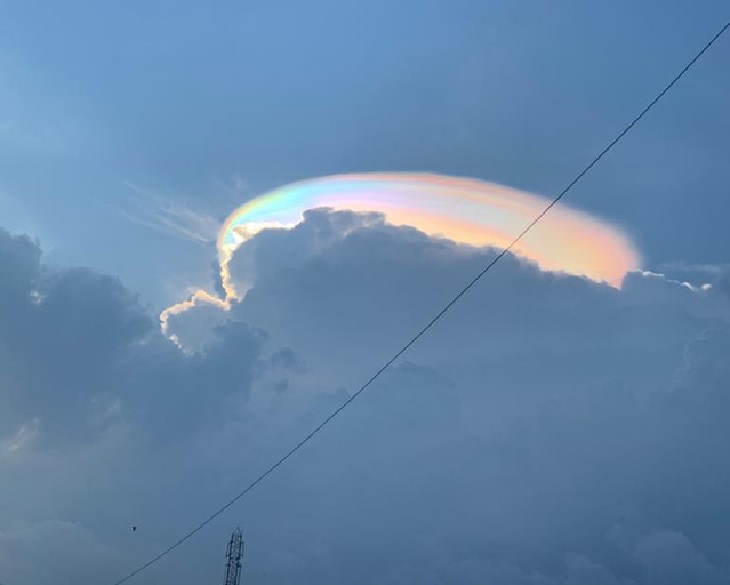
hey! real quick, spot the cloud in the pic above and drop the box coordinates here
[120,184,221,244]
[2,213,730,584]
[656,261,730,276]
[0,521,126,585]
[162,210,730,584]
[0,227,272,451]
[0,227,152,447]
[633,531,727,585]
[0,418,39,456]
[166,173,640,315]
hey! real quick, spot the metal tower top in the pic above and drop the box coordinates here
[222,528,244,585]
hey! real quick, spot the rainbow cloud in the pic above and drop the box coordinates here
[160,173,640,337]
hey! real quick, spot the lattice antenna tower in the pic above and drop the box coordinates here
[222,527,244,585]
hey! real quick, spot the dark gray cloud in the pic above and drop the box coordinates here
[0,227,151,446]
[2,214,730,584]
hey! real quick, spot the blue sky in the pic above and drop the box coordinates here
[1,0,728,307]
[1,3,730,585]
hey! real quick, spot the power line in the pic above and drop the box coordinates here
[110,19,730,585]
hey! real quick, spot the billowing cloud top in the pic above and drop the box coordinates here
[217,173,640,299]
[160,174,641,342]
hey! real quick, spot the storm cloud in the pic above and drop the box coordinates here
[2,210,730,584]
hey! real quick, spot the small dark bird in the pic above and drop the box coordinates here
[132,526,137,532]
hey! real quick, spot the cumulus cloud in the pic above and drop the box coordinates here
[2,214,730,584]
[0,228,152,447]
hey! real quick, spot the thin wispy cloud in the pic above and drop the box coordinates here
[120,183,221,244]
[657,261,730,276]
[0,419,40,456]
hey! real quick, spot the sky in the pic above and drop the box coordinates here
[1,1,729,584]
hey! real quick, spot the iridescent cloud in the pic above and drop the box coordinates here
[161,173,640,336]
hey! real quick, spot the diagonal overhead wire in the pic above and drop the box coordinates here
[110,18,730,585]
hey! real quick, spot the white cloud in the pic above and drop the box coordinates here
[120,184,221,244]
[0,418,39,456]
